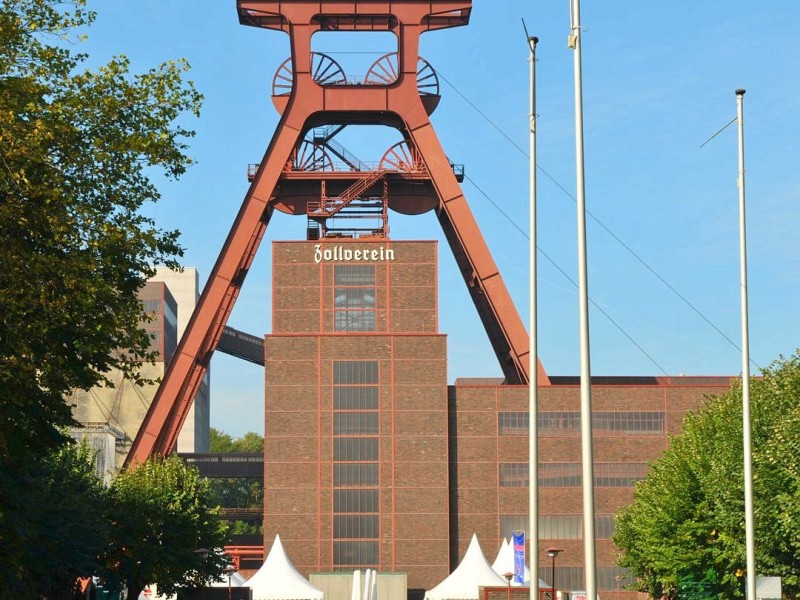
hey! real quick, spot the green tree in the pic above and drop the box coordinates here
[208,428,264,534]
[1,1,200,588]
[614,352,800,599]
[0,0,200,463]
[210,427,237,453]
[104,455,228,600]
[209,427,264,453]
[0,441,109,598]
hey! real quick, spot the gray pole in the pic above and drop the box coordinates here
[527,30,541,600]
[569,1,598,598]
[736,88,756,600]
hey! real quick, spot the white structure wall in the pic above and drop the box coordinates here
[151,267,210,453]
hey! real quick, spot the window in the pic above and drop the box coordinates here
[499,462,648,487]
[500,514,616,540]
[334,489,379,513]
[539,412,581,435]
[334,361,379,385]
[534,567,634,592]
[593,411,664,434]
[498,411,665,436]
[594,462,648,487]
[498,412,529,435]
[333,438,379,461]
[334,386,379,410]
[333,360,380,569]
[334,464,379,487]
[538,463,582,487]
[499,463,529,488]
[334,515,379,538]
[333,541,379,567]
[334,413,379,435]
[334,265,376,332]
[537,567,583,592]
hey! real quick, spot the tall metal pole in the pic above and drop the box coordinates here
[568,1,597,598]
[525,28,541,600]
[736,88,756,600]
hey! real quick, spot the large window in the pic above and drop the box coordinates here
[334,464,379,487]
[334,386,379,410]
[499,462,648,487]
[333,438,379,461]
[334,541,380,569]
[534,566,635,592]
[332,360,380,568]
[334,265,376,332]
[334,413,379,436]
[499,411,665,436]
[334,489,379,513]
[500,514,616,540]
[334,515,380,538]
[334,361,378,385]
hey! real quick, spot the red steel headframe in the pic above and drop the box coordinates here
[125,0,548,467]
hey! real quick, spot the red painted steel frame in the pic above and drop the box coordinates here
[125,0,547,466]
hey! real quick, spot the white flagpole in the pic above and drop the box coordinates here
[736,88,756,600]
[351,570,362,600]
[362,569,372,600]
[524,23,541,600]
[569,1,598,598]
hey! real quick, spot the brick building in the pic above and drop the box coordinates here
[261,238,732,598]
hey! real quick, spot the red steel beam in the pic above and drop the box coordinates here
[124,119,302,465]
[408,122,547,385]
[126,0,547,466]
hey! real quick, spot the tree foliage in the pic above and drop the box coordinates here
[614,352,800,599]
[0,447,227,599]
[210,427,264,453]
[104,455,229,599]
[208,428,264,534]
[0,441,108,597]
[0,0,201,464]
[0,0,206,595]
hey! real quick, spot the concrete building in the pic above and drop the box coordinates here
[261,238,732,599]
[70,271,210,474]
[150,267,210,454]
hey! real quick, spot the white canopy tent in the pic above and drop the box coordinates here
[490,538,549,588]
[424,534,508,600]
[246,534,325,600]
[490,538,508,575]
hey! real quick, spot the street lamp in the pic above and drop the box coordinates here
[503,572,514,600]
[224,563,237,600]
[546,548,563,600]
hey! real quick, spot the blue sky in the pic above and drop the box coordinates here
[81,1,799,437]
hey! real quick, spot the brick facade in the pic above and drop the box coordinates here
[265,241,449,590]
[263,239,734,599]
[451,377,731,598]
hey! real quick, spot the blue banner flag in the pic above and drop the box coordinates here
[512,531,525,584]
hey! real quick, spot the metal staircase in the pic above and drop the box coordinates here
[307,169,388,239]
[311,126,367,171]
[309,169,385,218]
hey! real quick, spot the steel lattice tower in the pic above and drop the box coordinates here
[127,0,548,466]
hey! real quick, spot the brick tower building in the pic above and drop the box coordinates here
[264,240,449,589]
